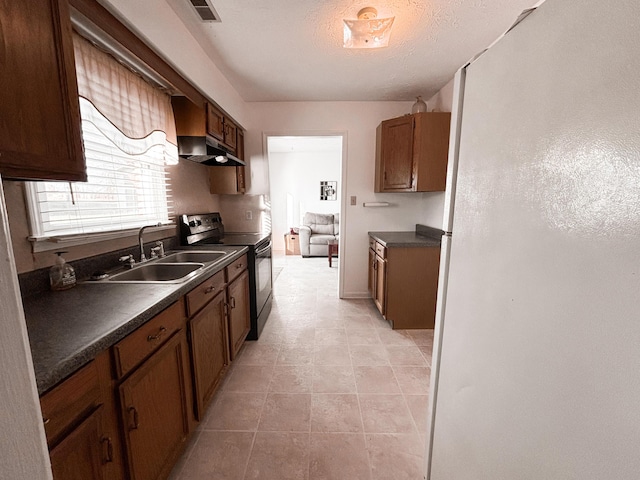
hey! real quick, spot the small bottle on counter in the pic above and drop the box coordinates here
[49,251,76,291]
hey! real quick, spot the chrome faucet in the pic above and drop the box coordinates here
[138,223,162,262]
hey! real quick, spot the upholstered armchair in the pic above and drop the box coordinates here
[299,212,339,257]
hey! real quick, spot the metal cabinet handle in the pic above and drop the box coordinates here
[43,417,50,425]
[205,284,216,294]
[236,263,243,269]
[230,296,236,309]
[147,326,166,341]
[128,406,139,430]
[101,436,114,463]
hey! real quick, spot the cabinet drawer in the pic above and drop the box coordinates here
[113,300,185,379]
[227,253,248,282]
[374,242,387,259]
[186,269,225,317]
[40,360,101,447]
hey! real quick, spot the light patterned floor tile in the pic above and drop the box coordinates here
[309,433,371,480]
[172,253,434,479]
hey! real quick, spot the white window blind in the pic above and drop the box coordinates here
[26,34,177,244]
[27,99,173,239]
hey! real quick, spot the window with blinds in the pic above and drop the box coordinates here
[26,99,172,239]
[26,34,177,247]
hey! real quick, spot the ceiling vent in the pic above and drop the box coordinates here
[189,0,221,22]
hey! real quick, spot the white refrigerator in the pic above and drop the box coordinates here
[425,0,640,479]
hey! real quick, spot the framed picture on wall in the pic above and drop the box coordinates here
[320,181,337,201]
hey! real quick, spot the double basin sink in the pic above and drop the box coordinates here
[103,251,233,283]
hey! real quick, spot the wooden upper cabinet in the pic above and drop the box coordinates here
[0,0,86,181]
[209,130,246,194]
[173,97,241,155]
[223,119,238,152]
[206,103,224,142]
[376,115,415,191]
[237,129,245,161]
[375,112,451,192]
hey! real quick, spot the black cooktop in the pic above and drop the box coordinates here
[197,232,269,247]
[180,213,269,247]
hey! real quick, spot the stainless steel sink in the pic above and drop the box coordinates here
[107,263,204,283]
[154,251,228,264]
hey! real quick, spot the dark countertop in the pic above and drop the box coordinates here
[24,245,248,395]
[368,224,444,248]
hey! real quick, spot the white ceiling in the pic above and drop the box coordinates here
[164,0,538,102]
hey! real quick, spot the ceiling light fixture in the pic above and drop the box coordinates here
[343,7,395,49]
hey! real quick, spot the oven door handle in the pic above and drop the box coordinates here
[255,241,272,256]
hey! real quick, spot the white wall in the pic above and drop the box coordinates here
[269,149,342,251]
[245,101,455,296]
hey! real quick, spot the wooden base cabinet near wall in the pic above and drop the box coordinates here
[368,237,440,329]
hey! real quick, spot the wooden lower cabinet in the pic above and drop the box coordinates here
[40,260,254,480]
[373,252,387,314]
[368,237,440,329]
[118,331,191,480]
[227,269,250,359]
[41,352,125,480]
[50,406,106,480]
[189,289,229,420]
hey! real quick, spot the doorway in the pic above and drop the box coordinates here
[265,133,346,296]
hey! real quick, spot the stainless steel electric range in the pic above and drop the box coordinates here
[179,213,272,340]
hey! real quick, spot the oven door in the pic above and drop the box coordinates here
[254,238,272,316]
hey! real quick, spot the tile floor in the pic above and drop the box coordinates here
[169,253,434,480]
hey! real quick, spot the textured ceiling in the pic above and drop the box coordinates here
[165,0,538,102]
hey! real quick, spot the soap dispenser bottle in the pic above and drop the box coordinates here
[50,251,76,291]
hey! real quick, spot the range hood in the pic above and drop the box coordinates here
[177,135,246,167]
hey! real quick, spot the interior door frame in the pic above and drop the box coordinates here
[263,131,348,298]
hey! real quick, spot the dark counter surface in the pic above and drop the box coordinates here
[24,245,248,394]
[368,224,444,248]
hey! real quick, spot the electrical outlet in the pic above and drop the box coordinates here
[245,210,253,220]
[350,196,357,206]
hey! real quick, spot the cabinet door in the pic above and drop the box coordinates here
[236,129,245,160]
[119,332,190,480]
[374,254,387,314]
[236,166,246,193]
[368,248,376,298]
[236,130,246,193]
[227,269,250,359]
[206,103,224,141]
[223,120,238,153]
[189,290,229,420]
[210,167,244,194]
[375,115,415,192]
[50,406,106,480]
[0,0,85,181]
